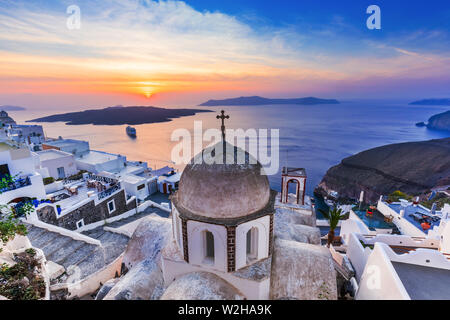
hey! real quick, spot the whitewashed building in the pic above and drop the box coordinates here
[0,142,46,204]
[76,150,127,174]
[37,149,78,180]
[42,138,90,157]
[6,124,45,146]
[341,201,450,300]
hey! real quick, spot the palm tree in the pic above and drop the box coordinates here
[319,206,346,247]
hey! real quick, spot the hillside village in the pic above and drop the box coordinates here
[0,110,450,300]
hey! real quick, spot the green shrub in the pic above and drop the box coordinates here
[67,170,86,181]
[0,176,32,250]
[388,190,413,202]
[42,177,55,185]
[421,193,450,210]
[0,251,46,300]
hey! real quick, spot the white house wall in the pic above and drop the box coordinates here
[380,242,450,270]
[340,212,372,244]
[0,173,46,203]
[356,243,410,300]
[235,215,270,270]
[40,154,77,179]
[346,233,372,282]
[187,220,228,273]
[123,179,149,201]
[440,220,450,254]
[0,148,35,176]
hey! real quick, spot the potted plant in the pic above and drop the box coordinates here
[319,206,347,247]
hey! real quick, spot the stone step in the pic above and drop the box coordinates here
[22,223,129,293]
[26,225,47,241]
[83,228,107,240]
[40,236,74,258]
[101,235,129,264]
[30,231,60,248]
[76,247,108,279]
[106,212,151,228]
[97,230,121,243]
[46,239,83,263]
[54,242,98,268]
[44,237,77,260]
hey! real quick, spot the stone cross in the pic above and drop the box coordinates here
[216,110,230,141]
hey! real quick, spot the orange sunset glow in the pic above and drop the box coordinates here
[1,0,449,109]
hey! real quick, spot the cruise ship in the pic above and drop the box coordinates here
[126,126,137,138]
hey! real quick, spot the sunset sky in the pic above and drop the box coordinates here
[0,0,449,109]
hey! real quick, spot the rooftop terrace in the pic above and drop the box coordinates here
[77,150,122,165]
[388,202,441,234]
[38,149,72,161]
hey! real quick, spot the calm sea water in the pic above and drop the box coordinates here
[10,100,450,195]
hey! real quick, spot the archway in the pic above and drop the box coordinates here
[246,227,259,263]
[204,230,215,265]
[286,179,300,204]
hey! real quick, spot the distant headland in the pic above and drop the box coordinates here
[0,105,26,111]
[199,96,340,106]
[416,110,450,132]
[409,99,450,106]
[317,137,450,203]
[28,106,212,126]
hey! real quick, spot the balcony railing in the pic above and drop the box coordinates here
[0,176,31,193]
[86,173,118,185]
[98,182,121,201]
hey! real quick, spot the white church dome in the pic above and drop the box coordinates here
[174,141,271,220]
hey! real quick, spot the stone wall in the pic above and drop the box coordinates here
[37,190,137,231]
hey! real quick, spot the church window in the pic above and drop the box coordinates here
[246,227,258,263]
[205,231,215,262]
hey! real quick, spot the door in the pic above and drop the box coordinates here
[0,164,10,180]
[57,167,65,179]
[148,180,157,195]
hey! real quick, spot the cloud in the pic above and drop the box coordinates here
[0,0,449,107]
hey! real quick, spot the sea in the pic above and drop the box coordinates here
[10,100,450,195]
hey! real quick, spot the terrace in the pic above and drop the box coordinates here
[37,149,71,162]
[387,202,441,235]
[45,173,122,214]
[352,207,396,232]
[77,150,120,164]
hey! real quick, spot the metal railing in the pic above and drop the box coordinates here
[86,173,118,185]
[98,182,121,201]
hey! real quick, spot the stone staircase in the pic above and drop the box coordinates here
[25,223,129,286]
[105,206,169,229]
[24,205,169,299]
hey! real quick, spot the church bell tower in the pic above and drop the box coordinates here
[280,167,307,205]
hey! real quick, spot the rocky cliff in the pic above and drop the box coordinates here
[427,110,450,131]
[317,138,450,203]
